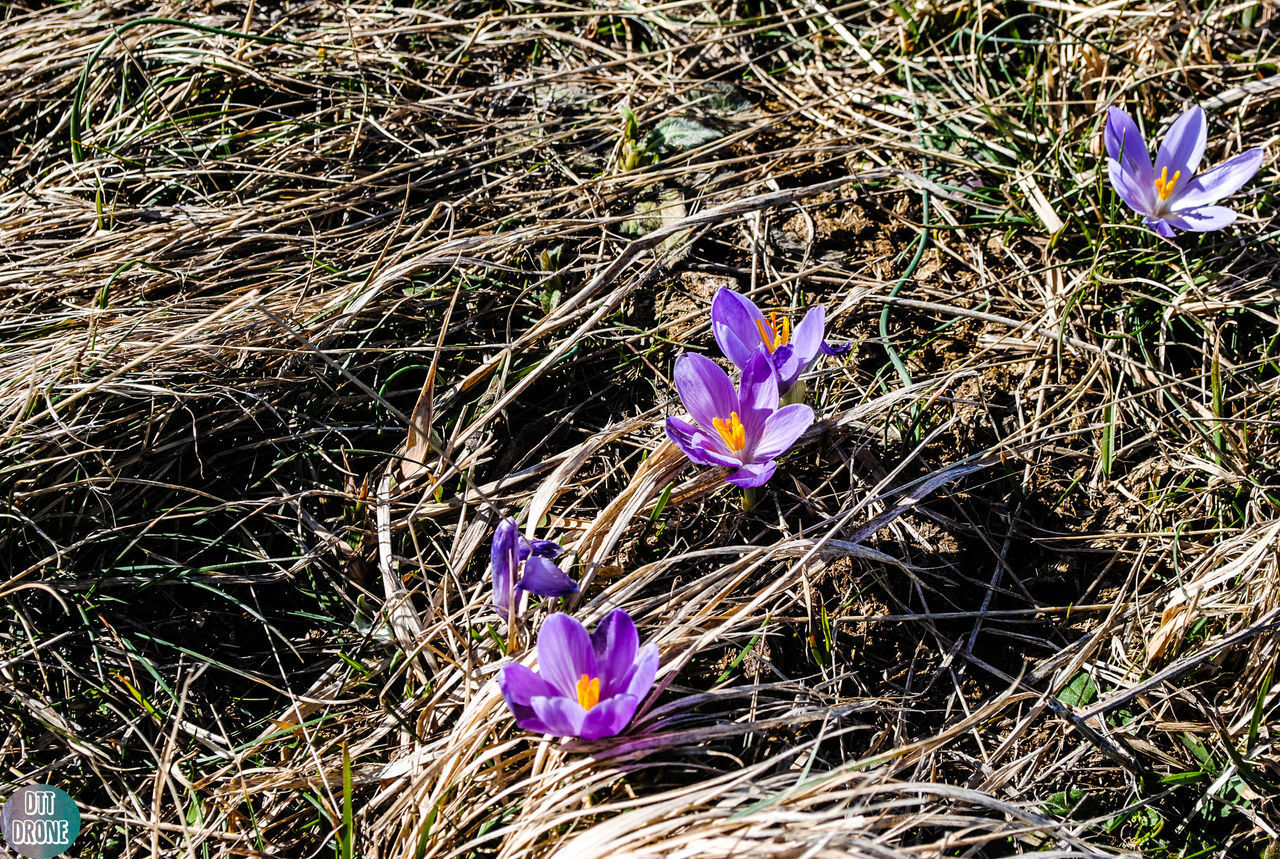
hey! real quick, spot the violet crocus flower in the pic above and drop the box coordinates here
[499,609,659,739]
[1104,105,1264,238]
[664,347,814,488]
[711,288,849,393]
[491,518,578,617]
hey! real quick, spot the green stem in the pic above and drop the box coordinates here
[780,380,807,406]
[879,62,932,443]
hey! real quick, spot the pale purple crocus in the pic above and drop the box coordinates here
[491,517,578,617]
[499,609,659,739]
[711,288,849,393]
[664,347,814,488]
[1105,105,1264,238]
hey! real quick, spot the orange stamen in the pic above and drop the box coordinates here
[1154,166,1181,201]
[755,313,791,352]
[712,411,747,452]
[576,674,600,710]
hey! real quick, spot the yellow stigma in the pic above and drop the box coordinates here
[576,674,600,710]
[1154,166,1181,201]
[755,313,791,353]
[712,411,747,453]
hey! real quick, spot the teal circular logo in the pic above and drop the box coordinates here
[2,786,80,859]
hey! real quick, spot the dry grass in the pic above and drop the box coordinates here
[3,0,1280,856]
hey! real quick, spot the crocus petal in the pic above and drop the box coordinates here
[727,460,777,487]
[674,353,739,431]
[711,288,768,369]
[500,664,556,710]
[1172,148,1264,210]
[511,714,555,734]
[515,534,562,562]
[578,694,639,739]
[753,403,815,460]
[665,417,740,467]
[1155,105,1206,179]
[737,346,779,439]
[819,339,851,357]
[1144,215,1178,238]
[623,643,660,701]
[771,344,803,394]
[789,305,825,368]
[530,695,587,737]
[518,555,578,598]
[591,609,639,697]
[1104,107,1154,186]
[1108,158,1156,214]
[492,588,511,616]
[536,613,596,698]
[490,518,520,614]
[500,664,558,733]
[591,609,639,666]
[526,539,564,560]
[1162,206,1238,233]
[611,639,660,704]
[772,305,826,392]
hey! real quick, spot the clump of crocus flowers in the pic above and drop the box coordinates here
[663,287,845,489]
[495,96,1270,746]
[1104,104,1263,237]
[499,609,659,739]
[490,517,577,618]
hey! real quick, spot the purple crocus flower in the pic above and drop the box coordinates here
[664,347,814,488]
[491,517,578,617]
[499,609,659,739]
[711,288,849,393]
[1105,105,1264,238]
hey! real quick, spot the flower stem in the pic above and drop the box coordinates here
[742,486,759,510]
[781,380,807,406]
